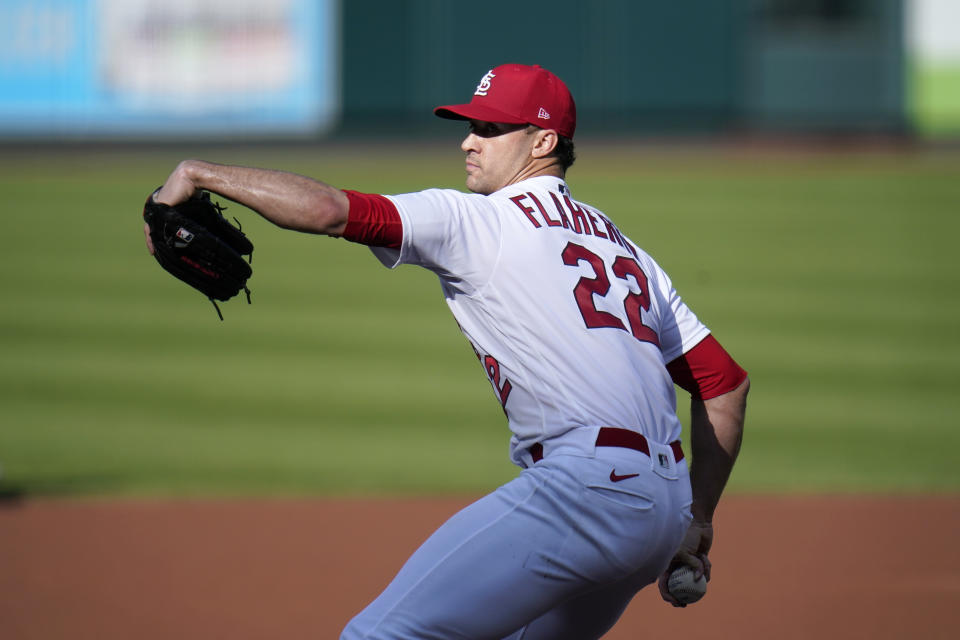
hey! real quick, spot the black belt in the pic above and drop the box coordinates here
[529,427,684,463]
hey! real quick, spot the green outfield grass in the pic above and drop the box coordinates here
[0,142,957,497]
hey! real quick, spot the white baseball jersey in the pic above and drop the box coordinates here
[370,175,709,466]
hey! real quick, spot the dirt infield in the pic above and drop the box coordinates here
[1,495,957,639]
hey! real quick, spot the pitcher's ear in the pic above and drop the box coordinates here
[530,128,559,159]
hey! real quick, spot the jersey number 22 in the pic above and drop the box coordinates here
[561,242,660,347]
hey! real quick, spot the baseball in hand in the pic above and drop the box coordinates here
[667,565,707,604]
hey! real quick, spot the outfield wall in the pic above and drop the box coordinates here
[0,0,911,140]
[0,0,339,139]
[341,0,907,137]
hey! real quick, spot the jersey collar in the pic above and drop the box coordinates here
[494,175,570,198]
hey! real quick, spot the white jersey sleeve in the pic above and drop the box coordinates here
[367,188,501,294]
[370,176,709,466]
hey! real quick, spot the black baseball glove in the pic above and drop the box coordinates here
[143,188,253,320]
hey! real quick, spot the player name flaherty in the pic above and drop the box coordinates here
[509,190,638,258]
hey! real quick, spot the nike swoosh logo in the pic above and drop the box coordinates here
[609,470,640,483]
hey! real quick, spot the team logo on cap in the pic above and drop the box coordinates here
[475,70,495,96]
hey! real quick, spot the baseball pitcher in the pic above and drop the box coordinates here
[143,63,749,639]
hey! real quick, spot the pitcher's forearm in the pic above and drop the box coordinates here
[689,377,748,523]
[157,160,349,236]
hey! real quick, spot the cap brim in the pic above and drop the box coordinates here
[434,103,528,125]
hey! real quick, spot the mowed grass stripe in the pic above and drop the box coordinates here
[0,145,957,496]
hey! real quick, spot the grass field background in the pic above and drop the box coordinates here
[0,141,957,498]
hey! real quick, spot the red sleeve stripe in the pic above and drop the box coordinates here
[666,334,747,400]
[341,190,403,249]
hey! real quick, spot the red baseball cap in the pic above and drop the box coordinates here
[435,64,576,139]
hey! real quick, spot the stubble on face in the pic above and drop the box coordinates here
[462,122,533,195]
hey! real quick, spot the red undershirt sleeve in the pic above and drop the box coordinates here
[341,190,403,249]
[666,335,748,400]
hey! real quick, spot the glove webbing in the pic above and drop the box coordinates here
[208,209,253,322]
